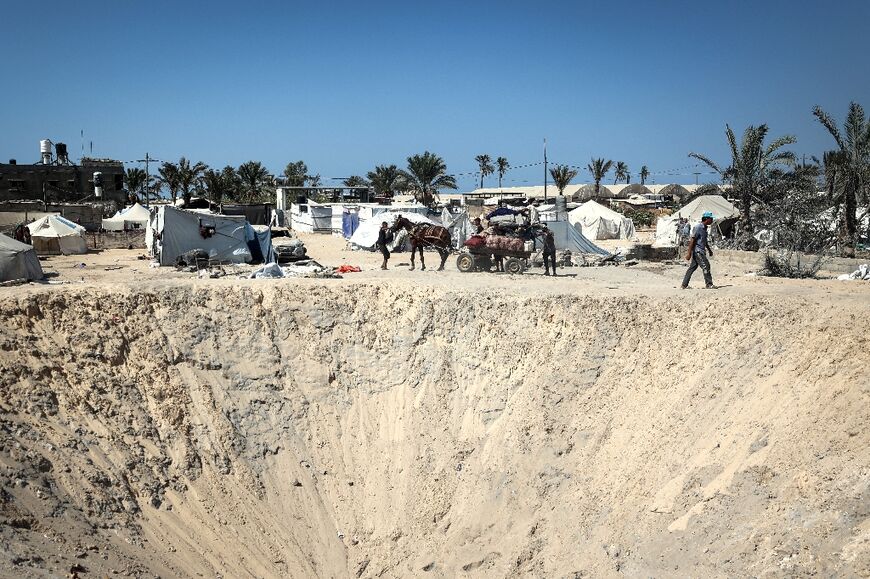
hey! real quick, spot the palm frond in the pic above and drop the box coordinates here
[813,105,845,149]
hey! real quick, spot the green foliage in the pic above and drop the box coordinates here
[366,165,405,198]
[200,166,241,205]
[475,154,494,188]
[629,210,654,228]
[549,165,578,195]
[124,168,146,200]
[238,161,272,202]
[639,165,650,185]
[614,161,629,184]
[177,157,207,207]
[343,175,370,188]
[761,250,825,279]
[400,151,457,207]
[157,162,180,203]
[496,157,510,187]
[587,158,613,196]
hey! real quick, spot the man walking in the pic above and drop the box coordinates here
[542,224,557,276]
[682,211,715,289]
[376,221,392,270]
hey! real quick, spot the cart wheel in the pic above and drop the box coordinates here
[504,257,524,274]
[456,253,475,273]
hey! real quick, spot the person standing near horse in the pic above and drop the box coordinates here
[390,215,452,271]
[542,224,557,276]
[682,211,716,289]
[376,221,392,270]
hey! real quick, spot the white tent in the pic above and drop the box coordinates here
[568,200,636,240]
[440,207,474,249]
[102,203,151,231]
[348,211,436,250]
[654,195,739,247]
[148,206,252,265]
[0,234,44,282]
[27,215,88,255]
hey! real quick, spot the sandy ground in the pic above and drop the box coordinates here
[0,234,868,578]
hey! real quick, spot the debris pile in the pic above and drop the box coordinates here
[837,263,870,281]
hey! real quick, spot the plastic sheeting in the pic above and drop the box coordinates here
[568,201,636,240]
[151,206,252,265]
[246,224,274,264]
[546,221,609,255]
[342,211,360,238]
[0,234,43,282]
[440,208,473,249]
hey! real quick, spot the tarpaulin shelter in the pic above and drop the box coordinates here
[546,221,609,255]
[148,206,252,265]
[654,195,739,247]
[342,210,360,238]
[441,207,474,249]
[102,203,151,231]
[0,234,44,282]
[27,215,88,255]
[568,200,636,240]
[247,224,274,264]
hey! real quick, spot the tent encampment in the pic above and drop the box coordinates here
[148,206,252,265]
[102,203,151,231]
[654,195,739,247]
[0,234,44,282]
[27,215,88,255]
[568,200,636,240]
[348,211,437,250]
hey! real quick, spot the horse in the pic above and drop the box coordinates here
[390,215,452,271]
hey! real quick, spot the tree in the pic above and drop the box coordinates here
[283,161,310,187]
[639,165,650,185]
[400,151,457,207]
[200,166,240,205]
[496,157,510,188]
[475,154,494,189]
[367,164,405,198]
[549,165,578,195]
[157,162,180,204]
[689,124,796,234]
[125,168,146,200]
[177,157,207,207]
[238,161,271,202]
[813,102,870,251]
[343,175,369,188]
[614,161,629,184]
[587,158,613,197]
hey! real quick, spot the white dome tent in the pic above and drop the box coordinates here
[27,215,88,255]
[654,195,739,247]
[567,200,636,240]
[102,203,151,231]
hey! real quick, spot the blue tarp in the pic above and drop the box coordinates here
[245,223,274,264]
[342,211,360,238]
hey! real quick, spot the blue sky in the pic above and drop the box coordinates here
[1,0,868,190]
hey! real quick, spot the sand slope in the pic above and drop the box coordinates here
[0,282,868,577]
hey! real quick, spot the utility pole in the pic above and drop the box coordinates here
[693,172,701,185]
[543,138,548,202]
[136,153,160,207]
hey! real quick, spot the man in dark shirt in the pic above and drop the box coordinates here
[682,212,715,289]
[542,224,557,276]
[473,218,484,234]
[376,221,392,270]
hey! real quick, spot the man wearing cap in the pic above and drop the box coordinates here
[682,211,715,289]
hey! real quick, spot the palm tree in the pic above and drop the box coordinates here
[283,161,309,187]
[343,175,369,188]
[689,124,796,232]
[200,166,240,205]
[157,162,180,204]
[238,161,271,202]
[177,157,207,207]
[400,151,457,206]
[614,161,629,184]
[475,154,494,189]
[496,157,510,188]
[639,165,650,185]
[124,168,146,200]
[549,165,578,195]
[813,102,870,251]
[366,165,405,198]
[587,158,613,197]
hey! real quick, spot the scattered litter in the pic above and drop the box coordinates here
[248,261,343,280]
[198,267,227,279]
[104,266,124,271]
[72,263,87,269]
[252,262,284,279]
[837,264,870,281]
[336,265,361,274]
[149,262,160,268]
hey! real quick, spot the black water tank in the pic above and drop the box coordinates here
[296,195,306,204]
[8,159,16,164]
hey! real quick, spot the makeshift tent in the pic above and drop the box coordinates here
[342,210,360,238]
[0,234,43,282]
[102,203,151,231]
[440,207,474,248]
[27,215,88,255]
[654,195,739,247]
[148,206,252,265]
[348,211,436,250]
[247,224,274,264]
[568,200,636,240]
[546,221,609,255]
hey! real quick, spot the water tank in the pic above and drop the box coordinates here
[40,139,52,154]
[93,171,103,198]
[554,195,567,213]
[8,159,16,165]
